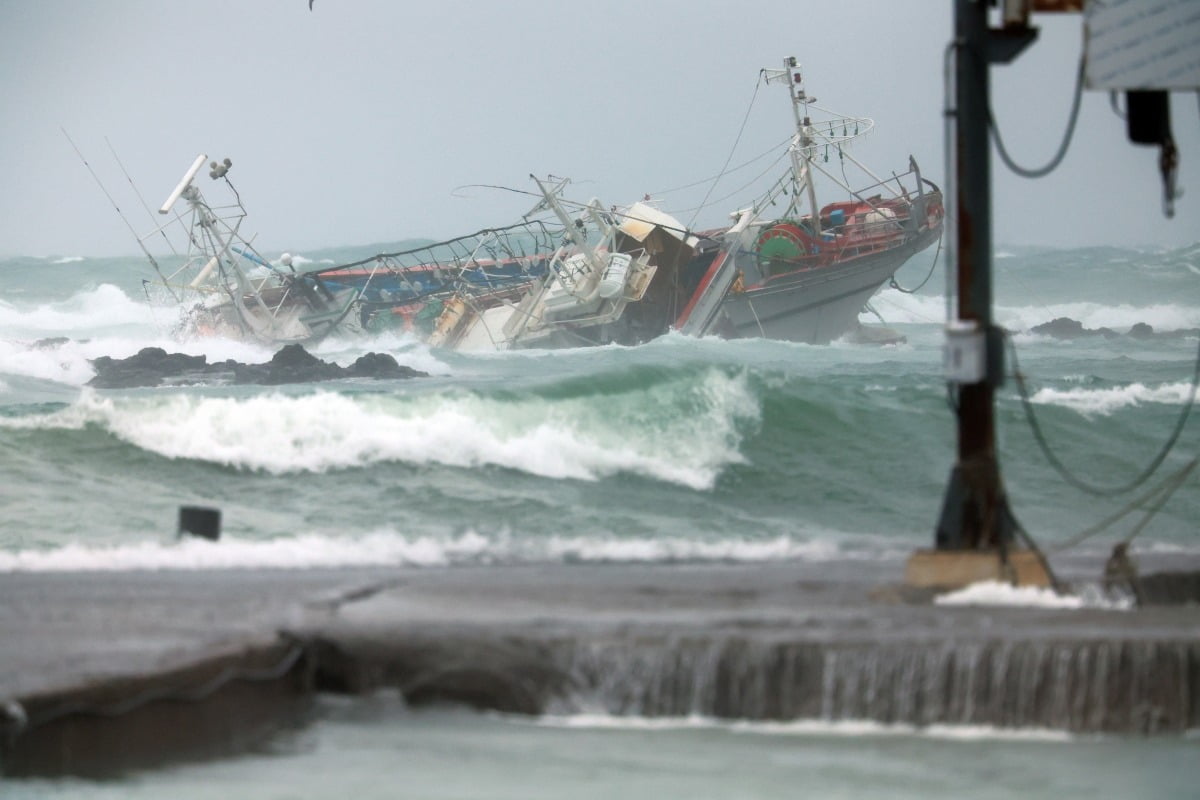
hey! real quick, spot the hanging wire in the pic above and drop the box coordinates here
[1047,457,1197,552]
[686,72,764,230]
[989,54,1086,179]
[1007,330,1200,497]
[1108,90,1127,121]
[889,232,943,294]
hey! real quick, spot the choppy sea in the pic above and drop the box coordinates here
[2,241,1198,797]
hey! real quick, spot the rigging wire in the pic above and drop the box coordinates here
[989,54,1085,179]
[1007,330,1200,497]
[686,72,764,230]
[646,134,794,197]
[670,150,792,218]
[104,136,178,256]
[61,128,177,300]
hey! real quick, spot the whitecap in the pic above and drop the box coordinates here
[1028,380,1194,415]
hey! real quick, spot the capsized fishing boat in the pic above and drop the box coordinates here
[141,56,941,350]
[415,176,757,351]
[410,57,943,350]
[307,220,560,337]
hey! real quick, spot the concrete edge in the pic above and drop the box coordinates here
[1,635,314,778]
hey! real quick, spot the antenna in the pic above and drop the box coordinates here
[105,137,178,255]
[159,154,208,214]
[61,128,178,298]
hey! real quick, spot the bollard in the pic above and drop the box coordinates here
[178,506,221,541]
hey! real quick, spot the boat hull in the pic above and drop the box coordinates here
[720,224,940,344]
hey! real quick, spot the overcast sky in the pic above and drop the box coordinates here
[1,0,1197,258]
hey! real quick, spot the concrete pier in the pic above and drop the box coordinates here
[2,559,1198,777]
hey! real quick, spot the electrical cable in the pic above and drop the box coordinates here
[1108,90,1127,121]
[989,55,1085,179]
[1048,457,1196,552]
[1007,330,1199,496]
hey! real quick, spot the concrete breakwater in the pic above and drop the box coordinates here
[303,563,1200,735]
[312,634,1195,734]
[2,561,1198,777]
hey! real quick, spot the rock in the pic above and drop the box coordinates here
[88,345,427,389]
[1129,322,1155,339]
[1031,317,1086,339]
[347,352,424,380]
[1029,317,1190,341]
[88,347,209,388]
[261,343,345,385]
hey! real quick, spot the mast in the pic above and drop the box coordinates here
[529,175,610,274]
[765,58,820,234]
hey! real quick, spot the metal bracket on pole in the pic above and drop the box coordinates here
[987,26,1038,64]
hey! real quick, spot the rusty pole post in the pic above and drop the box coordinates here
[934,0,1019,550]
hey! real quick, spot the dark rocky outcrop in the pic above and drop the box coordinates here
[1030,317,1200,340]
[88,348,209,388]
[88,344,427,389]
[1030,317,1119,339]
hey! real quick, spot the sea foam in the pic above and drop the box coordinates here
[934,580,1132,610]
[0,531,858,573]
[524,713,1073,742]
[0,283,153,334]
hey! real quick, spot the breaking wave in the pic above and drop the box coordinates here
[1,366,760,489]
[0,283,153,335]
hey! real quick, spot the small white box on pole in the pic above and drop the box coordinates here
[944,320,986,384]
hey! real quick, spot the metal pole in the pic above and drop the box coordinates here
[934,0,1017,550]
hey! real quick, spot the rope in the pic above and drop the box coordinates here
[989,55,1085,179]
[889,232,943,294]
[1007,330,1200,497]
